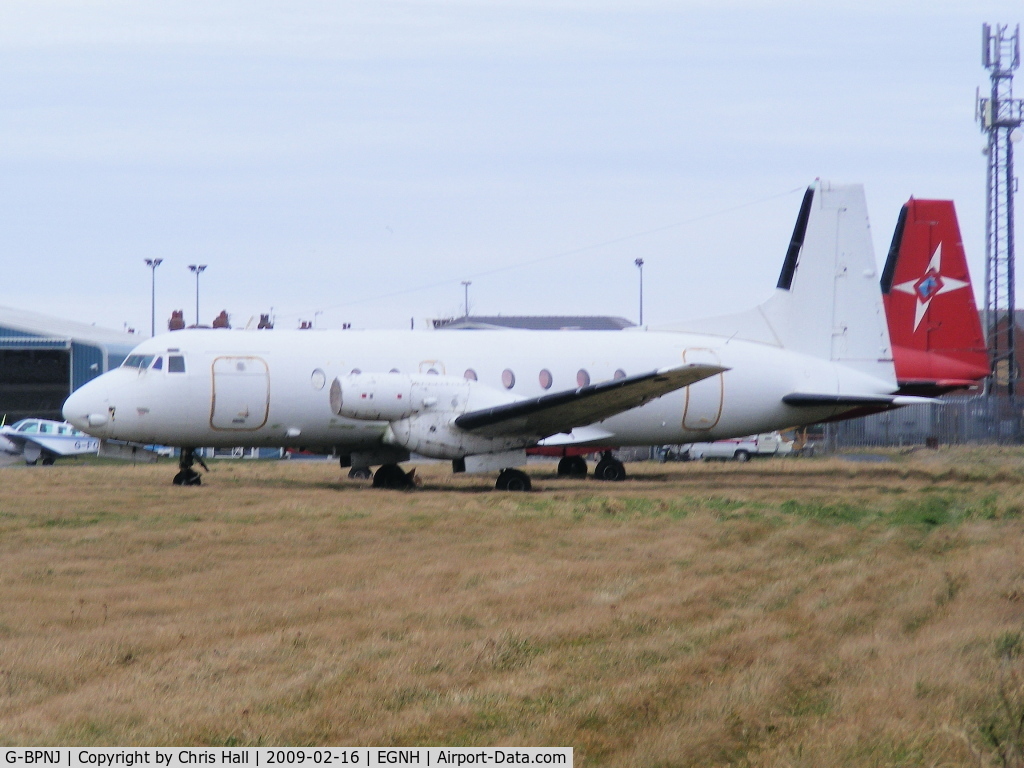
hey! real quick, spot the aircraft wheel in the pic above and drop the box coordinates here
[734,450,751,462]
[348,466,372,480]
[556,456,588,477]
[372,463,415,489]
[496,468,532,492]
[594,458,626,482]
[172,469,202,486]
[41,455,55,466]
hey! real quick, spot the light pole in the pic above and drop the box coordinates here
[634,258,644,326]
[461,280,472,318]
[144,258,163,336]
[188,264,207,326]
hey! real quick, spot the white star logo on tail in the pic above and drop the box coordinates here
[892,242,970,332]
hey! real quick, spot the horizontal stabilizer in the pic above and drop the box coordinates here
[456,363,727,438]
[783,393,936,408]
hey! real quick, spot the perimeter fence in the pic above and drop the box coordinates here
[826,395,1024,449]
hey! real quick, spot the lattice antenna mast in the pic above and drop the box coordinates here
[977,23,1024,399]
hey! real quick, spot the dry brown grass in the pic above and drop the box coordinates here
[3,449,1024,765]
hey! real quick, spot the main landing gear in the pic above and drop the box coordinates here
[593,451,627,482]
[555,451,626,481]
[172,447,208,486]
[371,463,417,489]
[556,455,588,477]
[351,452,624,492]
[496,468,532,491]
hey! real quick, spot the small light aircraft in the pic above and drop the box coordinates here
[0,417,100,465]
[64,181,924,490]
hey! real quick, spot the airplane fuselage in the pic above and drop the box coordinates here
[64,327,893,453]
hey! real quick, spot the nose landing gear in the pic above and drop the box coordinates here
[172,447,208,486]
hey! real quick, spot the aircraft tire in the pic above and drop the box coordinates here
[594,458,626,482]
[172,469,202,486]
[557,456,587,477]
[41,455,55,466]
[372,463,414,489]
[496,468,532,492]
[348,466,372,480]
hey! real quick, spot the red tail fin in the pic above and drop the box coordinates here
[881,199,989,394]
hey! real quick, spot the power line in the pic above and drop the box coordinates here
[278,184,806,320]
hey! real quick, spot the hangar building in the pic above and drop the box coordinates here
[0,306,139,422]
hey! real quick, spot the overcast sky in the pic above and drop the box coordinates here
[1,1,1021,334]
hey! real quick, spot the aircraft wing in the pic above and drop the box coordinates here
[455,363,727,438]
[29,434,101,456]
[0,432,99,457]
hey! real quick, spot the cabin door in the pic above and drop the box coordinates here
[210,356,270,430]
[681,348,724,431]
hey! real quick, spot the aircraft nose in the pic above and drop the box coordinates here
[63,381,110,435]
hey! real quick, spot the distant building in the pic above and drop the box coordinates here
[0,306,138,422]
[433,315,635,331]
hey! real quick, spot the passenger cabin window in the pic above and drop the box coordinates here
[614,369,627,380]
[539,369,553,389]
[464,369,478,381]
[577,369,591,387]
[168,356,186,373]
[502,369,516,389]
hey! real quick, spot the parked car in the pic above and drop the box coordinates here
[665,431,800,462]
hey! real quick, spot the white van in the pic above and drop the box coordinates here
[679,432,797,462]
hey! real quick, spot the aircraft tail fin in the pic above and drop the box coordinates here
[880,199,989,393]
[657,181,895,385]
[756,181,894,382]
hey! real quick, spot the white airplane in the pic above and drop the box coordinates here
[63,181,920,490]
[0,417,100,465]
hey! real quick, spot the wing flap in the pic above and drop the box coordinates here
[455,363,727,438]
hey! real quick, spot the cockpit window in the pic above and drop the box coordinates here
[168,356,186,373]
[152,356,163,370]
[122,354,155,369]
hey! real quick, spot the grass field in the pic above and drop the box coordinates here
[3,449,1024,765]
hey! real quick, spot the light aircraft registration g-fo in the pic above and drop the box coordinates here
[64,181,921,490]
[0,418,99,465]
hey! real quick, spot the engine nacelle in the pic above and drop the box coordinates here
[330,373,420,421]
[331,373,497,421]
[329,372,529,459]
[384,411,531,460]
